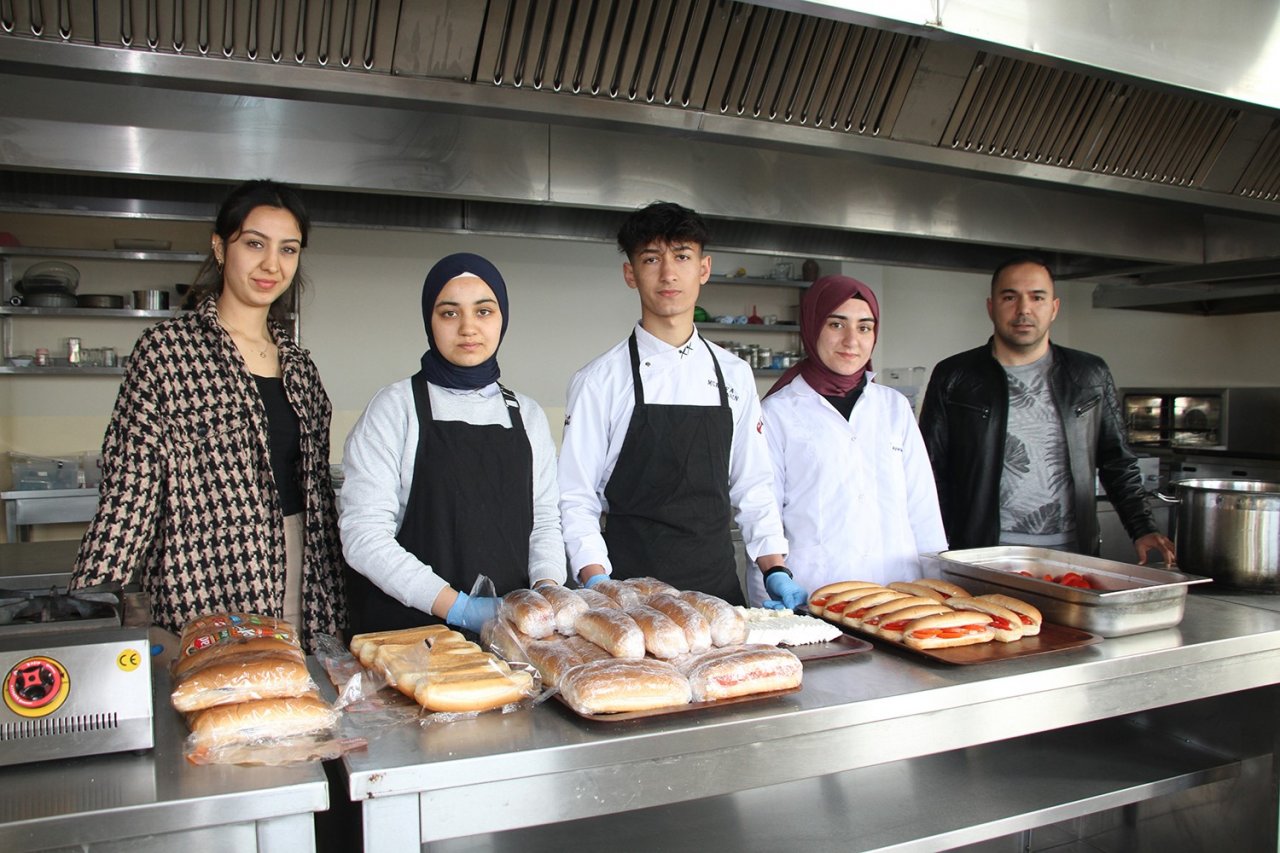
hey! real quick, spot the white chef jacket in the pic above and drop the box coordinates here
[339,379,566,614]
[752,374,948,604]
[558,322,788,576]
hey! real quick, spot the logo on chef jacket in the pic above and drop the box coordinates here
[757,419,764,434]
[707,379,740,402]
[4,656,71,718]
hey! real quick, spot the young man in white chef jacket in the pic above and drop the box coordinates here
[557,201,803,608]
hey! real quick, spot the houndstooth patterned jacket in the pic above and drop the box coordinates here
[71,298,346,647]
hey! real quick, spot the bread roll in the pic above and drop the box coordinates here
[187,693,338,748]
[178,612,299,667]
[808,581,883,615]
[535,584,590,635]
[912,578,971,600]
[415,668,535,713]
[887,581,949,602]
[172,636,304,680]
[371,641,434,697]
[524,635,613,688]
[621,577,678,598]
[574,588,619,610]
[574,608,646,659]
[644,593,713,653]
[485,617,533,663]
[680,645,803,701]
[821,587,891,620]
[349,624,455,663]
[676,591,747,647]
[171,655,315,712]
[901,612,995,650]
[864,604,953,641]
[499,589,556,639]
[557,658,692,715]
[951,597,1025,642]
[625,605,690,659]
[590,578,644,609]
[838,591,910,626]
[976,594,1043,636]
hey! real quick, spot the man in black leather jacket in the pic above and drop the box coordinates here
[919,257,1176,564]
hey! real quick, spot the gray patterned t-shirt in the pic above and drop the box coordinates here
[999,352,1076,547]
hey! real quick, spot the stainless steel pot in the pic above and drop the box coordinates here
[132,289,169,310]
[1158,479,1280,591]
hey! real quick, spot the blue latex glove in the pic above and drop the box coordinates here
[445,591,501,633]
[763,570,807,611]
[582,572,607,589]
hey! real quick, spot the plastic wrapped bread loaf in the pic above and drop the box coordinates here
[524,635,613,688]
[676,591,748,647]
[679,644,803,701]
[574,608,646,659]
[349,624,456,667]
[574,588,620,610]
[187,693,338,749]
[621,576,678,598]
[371,641,434,697]
[176,613,300,672]
[171,654,315,712]
[485,617,533,664]
[590,578,643,609]
[414,667,536,713]
[535,584,590,635]
[625,605,690,659]
[557,658,692,715]
[644,593,713,653]
[172,636,305,680]
[499,589,556,639]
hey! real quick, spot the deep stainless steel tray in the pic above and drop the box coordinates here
[927,547,1211,638]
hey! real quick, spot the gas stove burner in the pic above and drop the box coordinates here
[0,583,124,631]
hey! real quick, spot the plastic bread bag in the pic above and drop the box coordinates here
[170,651,317,713]
[183,692,367,766]
[174,612,301,677]
[415,657,542,724]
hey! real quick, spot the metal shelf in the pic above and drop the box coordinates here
[0,305,178,319]
[0,246,206,263]
[697,322,800,332]
[706,275,810,289]
[0,365,125,375]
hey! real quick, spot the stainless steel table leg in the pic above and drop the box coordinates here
[257,812,317,852]
[363,794,420,853]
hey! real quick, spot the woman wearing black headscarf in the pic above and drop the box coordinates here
[339,253,565,635]
[752,275,947,603]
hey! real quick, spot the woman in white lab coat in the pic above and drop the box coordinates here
[751,275,947,603]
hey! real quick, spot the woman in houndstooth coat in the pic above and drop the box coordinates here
[71,180,345,650]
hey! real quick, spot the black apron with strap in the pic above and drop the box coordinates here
[602,332,742,603]
[345,375,534,634]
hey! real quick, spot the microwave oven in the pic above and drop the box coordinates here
[1121,387,1280,455]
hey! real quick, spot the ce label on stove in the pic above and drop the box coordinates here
[4,656,71,718]
[117,649,142,671]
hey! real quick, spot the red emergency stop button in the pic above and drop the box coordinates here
[4,656,70,717]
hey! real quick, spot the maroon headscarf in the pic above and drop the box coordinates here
[766,274,880,398]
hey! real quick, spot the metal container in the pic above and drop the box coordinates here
[1158,478,1280,592]
[929,546,1211,637]
[132,289,169,310]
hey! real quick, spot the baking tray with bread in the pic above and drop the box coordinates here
[807,579,1100,665]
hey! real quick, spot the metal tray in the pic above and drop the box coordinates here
[927,547,1212,637]
[787,633,873,662]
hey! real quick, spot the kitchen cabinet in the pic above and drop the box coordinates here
[699,271,810,377]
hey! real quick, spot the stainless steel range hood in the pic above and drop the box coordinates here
[1,1,1278,312]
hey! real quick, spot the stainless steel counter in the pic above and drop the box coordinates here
[339,594,1280,852]
[0,668,328,853]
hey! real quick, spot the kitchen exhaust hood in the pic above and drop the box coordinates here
[0,1,1278,312]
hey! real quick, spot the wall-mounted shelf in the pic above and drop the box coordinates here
[0,305,179,320]
[706,275,810,289]
[0,365,125,376]
[696,322,800,333]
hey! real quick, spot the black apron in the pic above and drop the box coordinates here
[602,333,742,604]
[345,375,534,634]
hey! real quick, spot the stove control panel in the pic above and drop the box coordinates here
[4,656,70,717]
